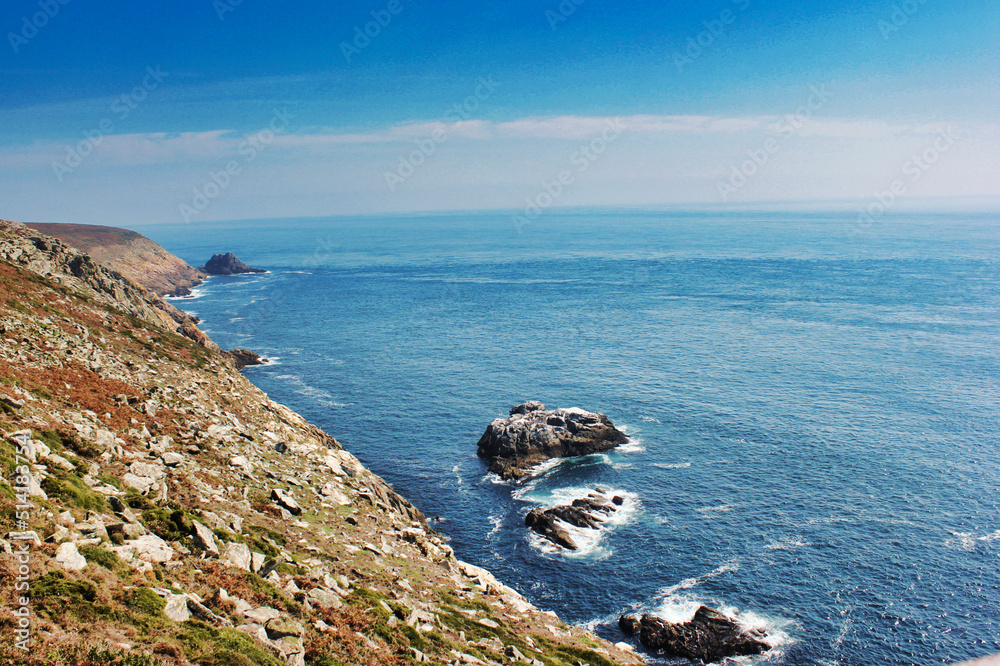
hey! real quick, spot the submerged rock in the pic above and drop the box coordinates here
[199,252,266,275]
[619,607,770,662]
[477,402,628,480]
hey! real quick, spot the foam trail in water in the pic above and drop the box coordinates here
[651,461,692,470]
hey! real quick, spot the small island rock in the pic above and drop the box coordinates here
[477,402,628,480]
[199,252,265,275]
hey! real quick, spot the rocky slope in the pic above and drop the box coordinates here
[25,223,207,297]
[0,220,642,666]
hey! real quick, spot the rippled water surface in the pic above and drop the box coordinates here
[145,212,1000,665]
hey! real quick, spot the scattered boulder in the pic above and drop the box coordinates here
[191,520,220,557]
[619,607,770,662]
[477,402,628,480]
[271,488,302,516]
[164,595,191,622]
[199,253,265,275]
[55,542,87,571]
[222,542,252,571]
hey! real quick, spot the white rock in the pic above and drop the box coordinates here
[251,551,266,573]
[127,534,174,563]
[164,595,191,622]
[221,542,252,570]
[191,520,220,557]
[243,606,281,624]
[122,473,154,494]
[129,461,165,480]
[229,455,253,475]
[55,542,87,571]
[161,452,184,467]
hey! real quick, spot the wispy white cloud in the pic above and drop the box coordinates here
[5,114,991,171]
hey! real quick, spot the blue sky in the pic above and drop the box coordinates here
[0,0,997,225]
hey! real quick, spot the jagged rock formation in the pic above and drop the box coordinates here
[26,222,207,297]
[618,607,770,662]
[226,348,269,370]
[477,401,629,480]
[200,252,266,275]
[0,221,643,666]
[525,491,624,550]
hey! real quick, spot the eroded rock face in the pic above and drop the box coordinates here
[619,607,770,662]
[477,402,628,480]
[200,253,266,275]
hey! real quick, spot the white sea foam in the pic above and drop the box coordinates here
[273,374,347,408]
[616,439,646,453]
[487,514,503,538]
[696,503,738,514]
[165,286,209,301]
[651,461,692,470]
[763,535,811,551]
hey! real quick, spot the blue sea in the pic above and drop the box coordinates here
[143,211,1000,665]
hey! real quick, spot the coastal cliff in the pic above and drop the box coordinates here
[0,220,642,665]
[25,223,207,298]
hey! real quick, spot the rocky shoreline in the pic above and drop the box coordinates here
[0,220,643,666]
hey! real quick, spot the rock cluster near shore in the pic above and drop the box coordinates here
[525,489,624,550]
[477,401,628,480]
[619,607,770,662]
[200,252,266,275]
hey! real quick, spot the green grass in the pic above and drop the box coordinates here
[173,621,285,666]
[79,545,121,571]
[40,467,108,513]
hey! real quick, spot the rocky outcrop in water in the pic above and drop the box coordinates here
[477,401,628,480]
[225,348,269,370]
[525,491,624,550]
[618,607,770,662]
[200,252,266,275]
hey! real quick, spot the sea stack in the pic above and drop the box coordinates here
[477,401,628,480]
[199,252,266,275]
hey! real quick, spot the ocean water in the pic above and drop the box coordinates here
[144,211,1000,665]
